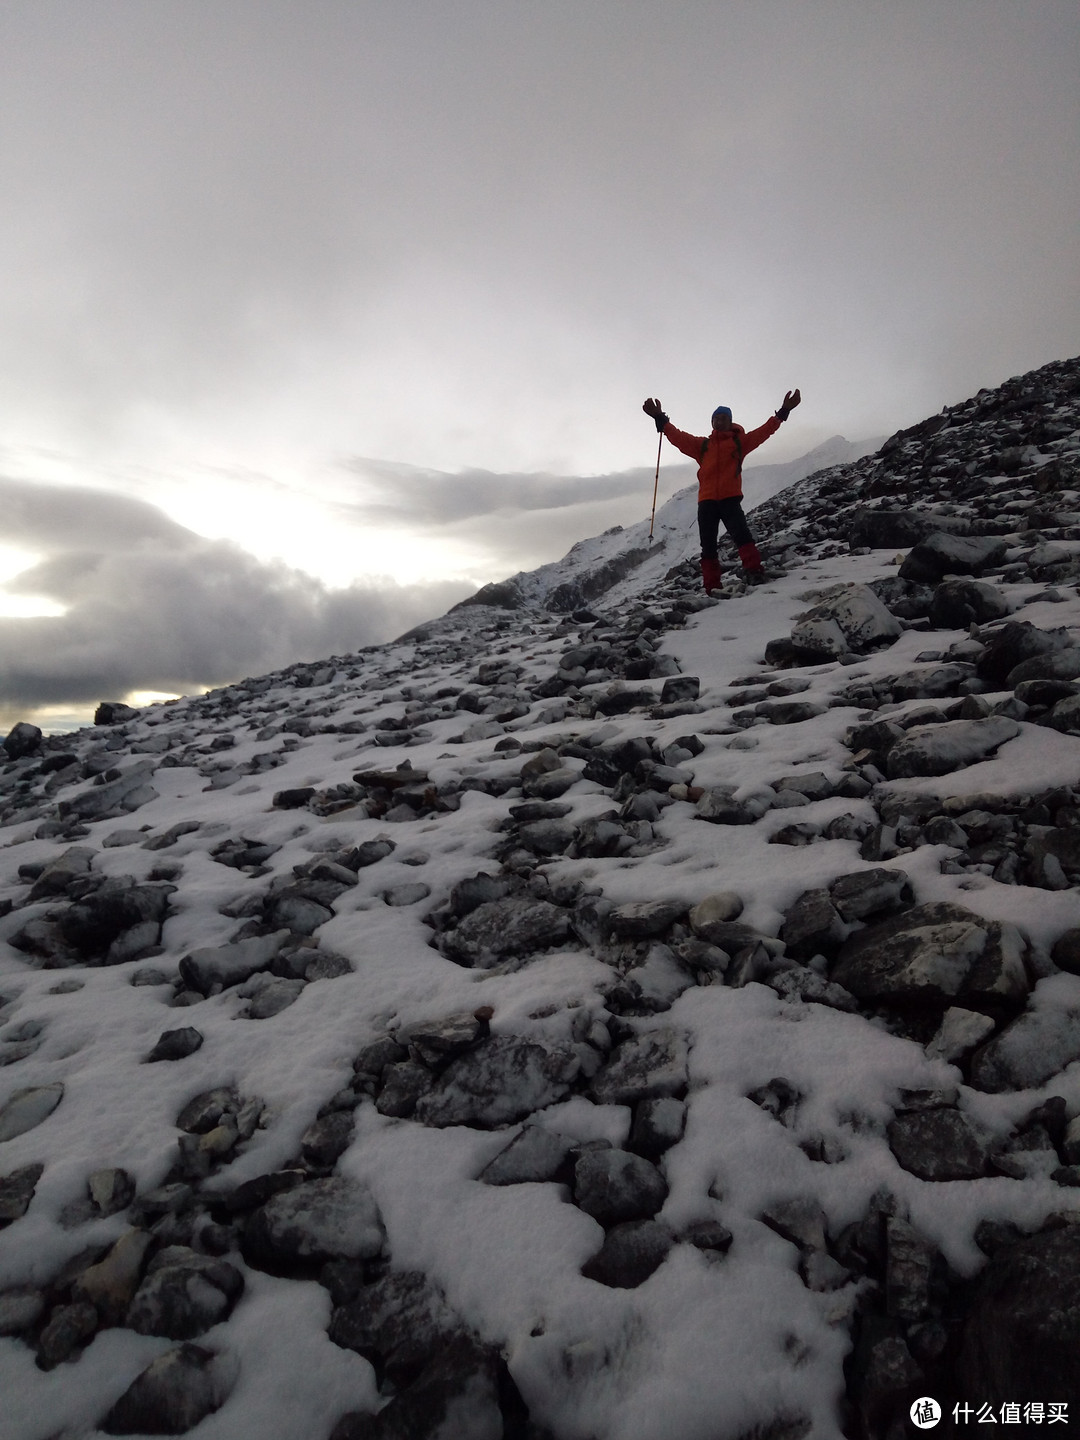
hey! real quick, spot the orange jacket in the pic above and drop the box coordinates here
[663,415,781,501]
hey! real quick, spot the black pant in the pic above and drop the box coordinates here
[697,499,754,561]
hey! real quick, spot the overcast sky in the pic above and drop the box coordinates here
[0,0,1077,727]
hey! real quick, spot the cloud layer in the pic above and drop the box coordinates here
[0,477,469,712]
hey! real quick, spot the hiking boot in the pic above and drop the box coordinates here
[700,557,723,596]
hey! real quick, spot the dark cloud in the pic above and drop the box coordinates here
[0,477,469,709]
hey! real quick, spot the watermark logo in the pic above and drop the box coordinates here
[910,1397,942,1429]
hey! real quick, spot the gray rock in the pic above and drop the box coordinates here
[622,944,695,1013]
[179,930,289,995]
[885,662,977,701]
[628,1097,686,1160]
[885,1217,935,1323]
[327,1269,459,1388]
[969,1003,1080,1093]
[301,1111,354,1168]
[590,1028,688,1106]
[382,882,432,907]
[828,867,913,923]
[94,701,139,725]
[757,699,827,725]
[101,1343,233,1435]
[925,1007,996,1063]
[885,716,1020,778]
[767,963,859,1012]
[0,1162,44,1225]
[61,758,159,821]
[1051,929,1080,976]
[241,974,306,1018]
[832,902,1028,1013]
[0,1082,63,1142]
[3,721,43,759]
[376,1061,434,1118]
[523,765,580,799]
[788,616,850,661]
[245,1177,384,1266]
[975,619,1066,685]
[126,1246,244,1339]
[660,676,700,703]
[760,1197,827,1253]
[694,786,762,825]
[478,1124,574,1185]
[775,771,835,801]
[413,1035,578,1128]
[265,892,334,935]
[887,1107,989,1180]
[329,1334,504,1440]
[928,577,1010,628]
[581,1219,675,1288]
[402,1010,490,1068]
[72,1230,153,1324]
[793,583,903,653]
[780,889,846,960]
[37,1301,99,1369]
[958,1227,1080,1406]
[1009,645,1080,687]
[607,899,687,938]
[515,819,575,856]
[145,1027,204,1063]
[573,1147,668,1225]
[26,845,96,900]
[848,507,970,550]
[88,1167,136,1217]
[443,897,570,967]
[1045,694,1080,734]
[899,532,1008,584]
[687,892,744,938]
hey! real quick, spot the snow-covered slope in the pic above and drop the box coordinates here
[2,356,1080,1440]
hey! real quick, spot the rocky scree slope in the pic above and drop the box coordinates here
[1,355,1080,1438]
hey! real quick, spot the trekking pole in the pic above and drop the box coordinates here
[648,431,662,541]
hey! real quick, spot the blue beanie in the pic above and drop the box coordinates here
[711,405,732,426]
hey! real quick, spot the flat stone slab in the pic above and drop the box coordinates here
[0,1083,64,1143]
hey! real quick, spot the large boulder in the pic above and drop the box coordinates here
[957,1227,1080,1406]
[927,578,1010,629]
[969,1002,1080,1093]
[792,584,902,655]
[2,722,42,759]
[848,508,972,550]
[179,931,290,995]
[899,532,1008,584]
[975,621,1064,686]
[885,716,1019,778]
[832,902,1029,1014]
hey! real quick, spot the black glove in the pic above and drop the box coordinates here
[643,397,669,433]
[775,388,801,422]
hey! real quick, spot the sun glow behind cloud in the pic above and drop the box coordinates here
[0,545,68,618]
